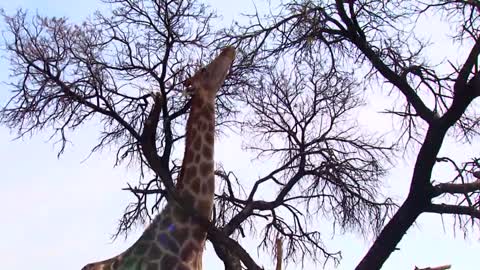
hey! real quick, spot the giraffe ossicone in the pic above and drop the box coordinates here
[82,46,235,270]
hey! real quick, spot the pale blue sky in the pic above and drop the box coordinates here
[0,1,479,269]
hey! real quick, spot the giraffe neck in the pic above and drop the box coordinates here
[176,92,215,218]
[176,92,216,270]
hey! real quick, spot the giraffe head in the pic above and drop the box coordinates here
[184,46,235,100]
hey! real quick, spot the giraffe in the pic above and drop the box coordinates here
[81,46,236,270]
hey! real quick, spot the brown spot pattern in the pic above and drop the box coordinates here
[160,254,178,269]
[196,199,212,217]
[147,263,158,270]
[159,215,173,229]
[198,108,211,120]
[134,242,150,255]
[184,166,197,183]
[149,244,163,258]
[157,233,180,254]
[191,178,200,193]
[176,180,184,190]
[208,180,215,193]
[142,227,156,240]
[201,183,209,194]
[184,150,193,163]
[180,241,199,262]
[202,145,213,158]
[193,97,204,108]
[202,105,214,117]
[205,132,214,144]
[171,226,189,245]
[176,263,190,270]
[180,190,195,207]
[172,205,188,223]
[193,136,202,151]
[199,162,213,177]
[191,225,207,242]
[197,121,206,130]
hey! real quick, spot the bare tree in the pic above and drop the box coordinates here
[220,0,480,269]
[2,0,397,269]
